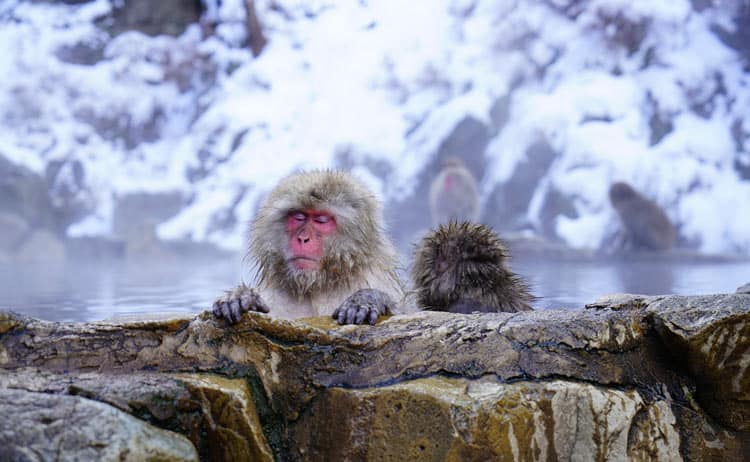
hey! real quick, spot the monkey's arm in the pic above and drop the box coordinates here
[332,288,394,325]
[212,283,270,324]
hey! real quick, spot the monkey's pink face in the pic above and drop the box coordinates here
[286,209,337,271]
[443,173,457,191]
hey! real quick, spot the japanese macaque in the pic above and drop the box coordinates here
[429,157,480,227]
[609,182,675,251]
[212,170,404,325]
[411,221,534,313]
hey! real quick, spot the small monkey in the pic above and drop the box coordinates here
[429,157,480,227]
[609,182,675,251]
[411,221,534,313]
[213,170,404,325]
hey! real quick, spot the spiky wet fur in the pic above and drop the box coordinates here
[250,170,401,300]
[412,221,533,313]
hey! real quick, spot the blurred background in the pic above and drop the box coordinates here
[1,0,749,321]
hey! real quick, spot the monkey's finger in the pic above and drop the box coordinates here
[217,303,231,322]
[230,300,244,323]
[336,307,348,325]
[219,305,231,324]
[222,306,232,324]
[367,309,379,325]
[216,303,230,322]
[354,308,367,324]
[345,306,358,325]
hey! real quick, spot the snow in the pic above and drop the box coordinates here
[1,0,749,254]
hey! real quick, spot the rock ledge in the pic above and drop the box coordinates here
[1,293,749,461]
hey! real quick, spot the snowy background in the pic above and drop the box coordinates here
[2,0,750,258]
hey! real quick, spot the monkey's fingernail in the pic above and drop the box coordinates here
[368,310,379,325]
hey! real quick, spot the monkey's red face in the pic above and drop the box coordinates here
[286,209,337,271]
[443,173,457,191]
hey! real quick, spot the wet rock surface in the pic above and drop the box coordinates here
[1,293,749,461]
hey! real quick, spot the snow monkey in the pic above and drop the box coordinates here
[429,157,480,227]
[411,221,534,313]
[609,182,675,251]
[212,170,404,325]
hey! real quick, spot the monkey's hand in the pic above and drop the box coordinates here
[332,288,394,325]
[212,283,270,324]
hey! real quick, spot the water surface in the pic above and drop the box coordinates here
[1,256,748,322]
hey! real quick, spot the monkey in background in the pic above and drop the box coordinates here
[411,221,534,313]
[212,170,404,325]
[429,157,480,227]
[608,182,676,252]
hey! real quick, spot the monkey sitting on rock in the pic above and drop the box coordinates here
[411,221,534,313]
[212,170,404,325]
[608,182,676,252]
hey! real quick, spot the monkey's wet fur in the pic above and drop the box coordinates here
[412,222,534,313]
